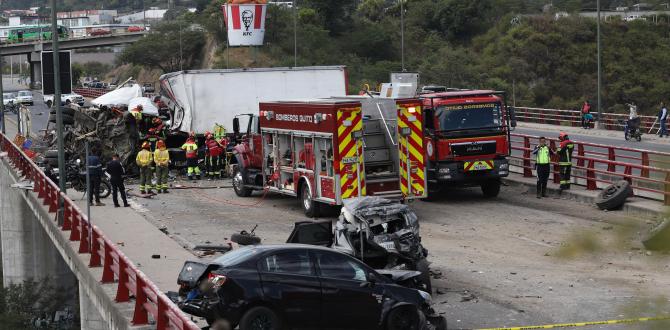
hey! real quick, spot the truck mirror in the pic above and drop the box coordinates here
[508,107,517,128]
[233,117,240,135]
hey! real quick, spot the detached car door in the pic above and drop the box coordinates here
[258,250,322,327]
[314,251,384,329]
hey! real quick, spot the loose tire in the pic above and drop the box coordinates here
[239,306,283,330]
[233,168,252,197]
[386,306,421,330]
[46,100,52,109]
[595,180,631,210]
[230,231,261,246]
[50,107,75,116]
[300,182,320,218]
[481,179,501,198]
[414,258,432,294]
[642,219,670,251]
[48,113,74,125]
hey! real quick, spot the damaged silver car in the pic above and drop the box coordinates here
[287,196,432,293]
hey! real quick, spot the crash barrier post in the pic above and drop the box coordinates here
[510,133,670,205]
[0,132,200,330]
[522,136,532,177]
[514,106,659,132]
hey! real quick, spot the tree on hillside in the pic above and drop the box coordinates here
[119,20,205,73]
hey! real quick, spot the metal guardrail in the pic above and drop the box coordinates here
[0,132,199,330]
[515,107,660,132]
[73,87,109,98]
[510,133,670,205]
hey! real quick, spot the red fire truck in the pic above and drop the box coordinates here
[231,98,427,216]
[420,90,516,197]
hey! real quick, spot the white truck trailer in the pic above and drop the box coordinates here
[159,66,348,135]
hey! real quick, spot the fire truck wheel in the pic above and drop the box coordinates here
[233,168,252,197]
[300,183,320,218]
[481,179,501,198]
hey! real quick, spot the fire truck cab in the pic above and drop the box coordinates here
[231,98,427,217]
[421,90,516,197]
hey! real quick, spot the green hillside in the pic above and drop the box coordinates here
[118,0,670,114]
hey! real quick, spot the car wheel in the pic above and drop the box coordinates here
[239,306,283,330]
[301,181,320,218]
[230,231,261,246]
[386,306,421,330]
[480,179,501,198]
[595,180,631,210]
[233,168,252,197]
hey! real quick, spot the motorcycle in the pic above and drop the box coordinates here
[61,159,111,198]
[287,196,433,293]
[4,101,18,114]
[623,119,642,142]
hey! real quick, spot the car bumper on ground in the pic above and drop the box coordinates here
[429,158,509,187]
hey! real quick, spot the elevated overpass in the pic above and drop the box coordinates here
[0,32,147,89]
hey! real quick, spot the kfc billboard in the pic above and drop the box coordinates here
[222,2,268,46]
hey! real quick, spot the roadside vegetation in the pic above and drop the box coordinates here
[0,276,78,329]
[119,0,670,115]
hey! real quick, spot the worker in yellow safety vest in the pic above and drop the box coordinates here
[154,140,170,193]
[532,136,555,199]
[213,123,226,140]
[181,133,201,180]
[136,141,154,194]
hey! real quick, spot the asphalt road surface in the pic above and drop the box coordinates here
[125,178,670,330]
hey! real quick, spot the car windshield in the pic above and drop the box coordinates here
[435,102,502,132]
[3,93,15,98]
[213,246,260,267]
[18,91,31,97]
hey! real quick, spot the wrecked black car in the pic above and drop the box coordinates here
[287,197,432,293]
[175,244,446,330]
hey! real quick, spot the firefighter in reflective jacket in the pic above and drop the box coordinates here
[154,140,170,193]
[557,132,574,191]
[181,133,201,180]
[532,136,555,198]
[136,142,154,194]
[204,132,224,179]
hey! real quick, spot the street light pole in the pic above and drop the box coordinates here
[400,0,405,72]
[0,56,5,135]
[596,0,602,127]
[293,0,297,67]
[52,0,66,196]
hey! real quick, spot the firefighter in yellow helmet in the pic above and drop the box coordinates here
[154,140,170,193]
[136,141,154,194]
[181,132,201,180]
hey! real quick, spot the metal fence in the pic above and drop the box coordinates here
[0,132,199,330]
[515,107,660,132]
[510,133,670,205]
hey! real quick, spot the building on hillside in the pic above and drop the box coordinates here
[57,10,118,26]
[7,14,42,26]
[117,9,167,24]
[632,3,653,11]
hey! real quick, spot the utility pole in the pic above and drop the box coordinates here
[400,0,405,72]
[293,0,297,67]
[596,0,602,127]
[0,56,5,135]
[179,21,183,71]
[51,0,67,198]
